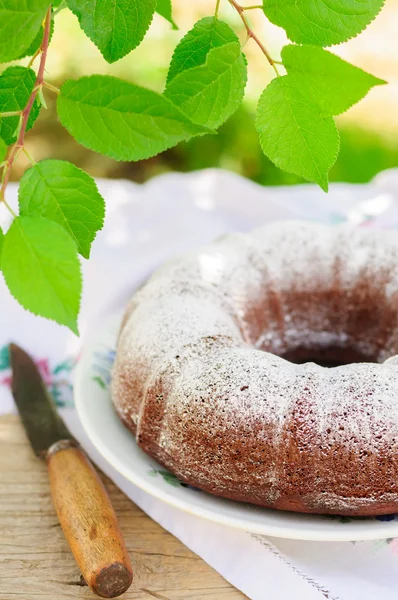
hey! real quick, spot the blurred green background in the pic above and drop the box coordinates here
[7,1,398,186]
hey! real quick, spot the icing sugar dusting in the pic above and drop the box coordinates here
[112,221,398,515]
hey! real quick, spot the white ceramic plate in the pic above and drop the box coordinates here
[75,311,398,542]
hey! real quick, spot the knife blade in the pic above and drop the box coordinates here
[10,343,73,456]
[10,343,133,599]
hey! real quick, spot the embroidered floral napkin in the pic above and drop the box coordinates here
[2,168,398,600]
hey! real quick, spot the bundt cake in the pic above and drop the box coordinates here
[112,221,398,516]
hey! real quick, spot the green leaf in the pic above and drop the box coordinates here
[0,226,4,269]
[18,160,105,259]
[262,0,385,46]
[156,0,177,29]
[2,216,81,333]
[0,67,41,146]
[16,16,54,59]
[167,17,239,83]
[0,138,7,163]
[165,43,247,129]
[57,75,212,162]
[282,45,386,116]
[255,76,339,191]
[17,26,42,60]
[0,0,50,63]
[66,0,157,63]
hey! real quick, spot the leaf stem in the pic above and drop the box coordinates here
[242,4,263,8]
[215,0,221,17]
[0,111,22,118]
[43,81,60,95]
[2,197,17,218]
[23,147,36,166]
[242,34,250,48]
[27,47,42,69]
[0,6,52,205]
[227,0,279,76]
[53,0,67,15]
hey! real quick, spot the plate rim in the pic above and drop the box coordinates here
[74,311,398,542]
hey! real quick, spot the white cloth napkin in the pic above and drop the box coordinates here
[2,168,398,600]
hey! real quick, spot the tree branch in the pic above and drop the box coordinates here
[0,6,52,206]
[228,0,279,76]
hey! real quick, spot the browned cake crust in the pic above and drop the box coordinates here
[112,221,398,516]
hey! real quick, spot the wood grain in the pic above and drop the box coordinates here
[0,415,247,600]
[47,444,133,597]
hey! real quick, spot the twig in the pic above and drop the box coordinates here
[0,6,52,208]
[228,0,279,76]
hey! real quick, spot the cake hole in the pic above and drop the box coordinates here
[279,345,378,368]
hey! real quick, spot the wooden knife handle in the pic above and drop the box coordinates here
[47,441,133,598]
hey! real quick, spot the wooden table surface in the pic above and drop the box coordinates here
[0,415,247,600]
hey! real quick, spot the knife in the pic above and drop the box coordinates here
[10,343,133,598]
